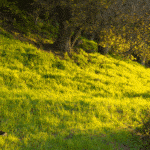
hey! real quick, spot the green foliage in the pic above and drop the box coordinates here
[0,0,8,7]
[41,20,59,39]
[0,27,14,39]
[77,38,98,53]
[12,12,35,34]
[0,1,36,34]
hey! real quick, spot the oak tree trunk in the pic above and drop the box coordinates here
[53,21,73,54]
[71,27,82,48]
[53,21,82,55]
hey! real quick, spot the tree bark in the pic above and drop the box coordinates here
[71,27,82,48]
[53,20,83,54]
[53,21,74,54]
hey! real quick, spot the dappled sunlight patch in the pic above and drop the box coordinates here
[7,135,20,143]
[0,137,5,147]
[0,68,26,89]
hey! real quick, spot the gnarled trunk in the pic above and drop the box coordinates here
[53,21,73,54]
[53,21,82,54]
[53,31,73,54]
[71,27,82,48]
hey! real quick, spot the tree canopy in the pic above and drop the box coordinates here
[0,0,150,65]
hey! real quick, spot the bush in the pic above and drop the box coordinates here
[77,37,98,53]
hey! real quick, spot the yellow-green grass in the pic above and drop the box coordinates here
[0,33,150,150]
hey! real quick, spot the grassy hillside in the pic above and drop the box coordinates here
[0,28,150,150]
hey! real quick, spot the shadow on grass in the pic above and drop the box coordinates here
[2,126,144,150]
[124,92,150,99]
[1,98,146,150]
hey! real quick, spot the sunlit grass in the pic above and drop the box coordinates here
[0,34,150,149]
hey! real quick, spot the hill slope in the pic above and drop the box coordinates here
[0,31,150,149]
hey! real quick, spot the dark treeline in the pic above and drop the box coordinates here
[0,0,150,66]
